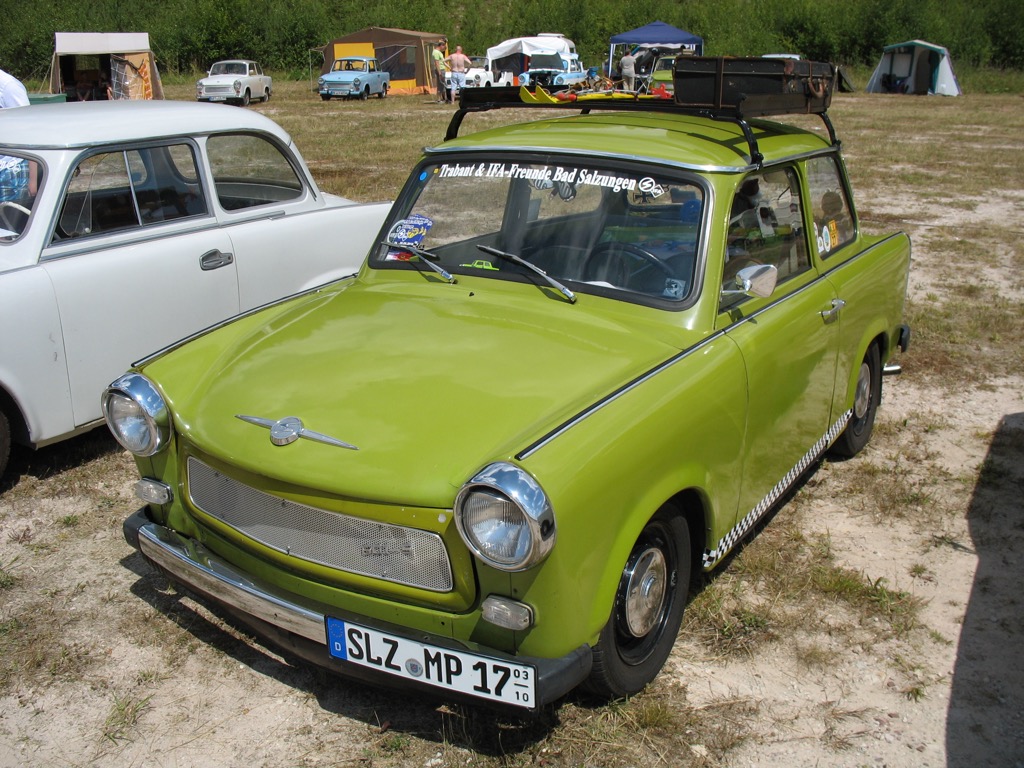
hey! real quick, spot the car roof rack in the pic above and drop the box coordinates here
[445,57,839,166]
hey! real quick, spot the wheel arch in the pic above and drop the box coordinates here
[0,382,30,446]
[842,328,888,409]
[585,481,710,639]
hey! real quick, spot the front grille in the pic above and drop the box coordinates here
[204,85,233,95]
[187,457,453,592]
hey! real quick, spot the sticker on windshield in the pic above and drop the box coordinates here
[386,214,433,260]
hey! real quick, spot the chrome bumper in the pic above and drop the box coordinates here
[129,512,327,644]
[123,509,593,710]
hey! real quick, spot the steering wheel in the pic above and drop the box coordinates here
[582,241,675,288]
[0,201,30,234]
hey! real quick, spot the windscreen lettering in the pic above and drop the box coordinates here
[435,163,646,194]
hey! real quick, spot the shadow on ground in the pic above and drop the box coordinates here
[947,412,1024,766]
[123,552,563,756]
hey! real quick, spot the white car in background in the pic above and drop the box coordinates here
[0,100,390,480]
[446,56,515,92]
[196,59,272,106]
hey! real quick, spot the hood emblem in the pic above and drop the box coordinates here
[236,415,359,451]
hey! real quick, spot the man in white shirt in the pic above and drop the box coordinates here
[0,68,29,108]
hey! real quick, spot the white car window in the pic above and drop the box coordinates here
[54,143,207,241]
[206,134,305,211]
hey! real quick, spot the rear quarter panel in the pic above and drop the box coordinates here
[821,232,911,418]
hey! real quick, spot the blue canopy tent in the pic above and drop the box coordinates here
[608,21,704,77]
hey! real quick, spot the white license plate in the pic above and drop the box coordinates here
[326,617,536,708]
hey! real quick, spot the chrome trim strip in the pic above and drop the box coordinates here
[516,333,724,460]
[426,143,747,174]
[137,522,327,644]
[701,410,851,570]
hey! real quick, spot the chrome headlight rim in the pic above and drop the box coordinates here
[101,373,170,457]
[454,462,555,572]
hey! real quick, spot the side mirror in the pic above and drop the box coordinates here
[722,263,778,299]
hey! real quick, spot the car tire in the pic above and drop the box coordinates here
[360,86,369,101]
[240,90,251,107]
[378,83,388,99]
[584,507,691,700]
[263,88,271,102]
[0,407,11,481]
[830,343,881,458]
[320,94,331,101]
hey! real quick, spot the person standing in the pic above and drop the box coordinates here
[0,67,29,108]
[446,45,472,102]
[432,41,450,103]
[618,50,637,92]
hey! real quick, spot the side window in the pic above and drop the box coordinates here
[806,155,855,257]
[206,134,304,211]
[54,143,207,241]
[725,167,809,286]
[58,151,137,237]
[128,145,208,225]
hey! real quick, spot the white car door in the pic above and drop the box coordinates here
[205,132,389,308]
[42,143,239,429]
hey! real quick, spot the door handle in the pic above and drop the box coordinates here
[821,298,845,322]
[200,249,234,270]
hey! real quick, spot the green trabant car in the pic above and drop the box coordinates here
[103,67,911,712]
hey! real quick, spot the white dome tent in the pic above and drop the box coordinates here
[865,40,961,96]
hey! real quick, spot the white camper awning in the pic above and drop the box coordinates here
[54,32,152,55]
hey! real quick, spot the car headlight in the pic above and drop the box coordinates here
[353,77,361,88]
[233,79,241,94]
[318,77,325,87]
[555,75,565,85]
[101,373,170,457]
[472,74,481,85]
[196,82,203,97]
[455,463,555,572]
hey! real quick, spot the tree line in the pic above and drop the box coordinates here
[3,0,1021,81]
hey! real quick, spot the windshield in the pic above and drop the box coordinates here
[210,62,247,76]
[530,54,567,70]
[373,157,705,305]
[333,59,366,72]
[0,151,40,242]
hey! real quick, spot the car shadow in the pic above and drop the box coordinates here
[122,551,563,752]
[946,412,1024,766]
[0,426,121,494]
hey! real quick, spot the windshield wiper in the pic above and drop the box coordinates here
[476,244,576,304]
[382,241,456,284]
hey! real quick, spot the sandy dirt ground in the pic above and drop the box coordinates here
[1,96,1022,768]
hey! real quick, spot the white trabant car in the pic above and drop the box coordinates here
[0,100,390,480]
[196,59,272,106]
[445,56,515,92]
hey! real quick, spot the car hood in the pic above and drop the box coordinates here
[147,276,690,507]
